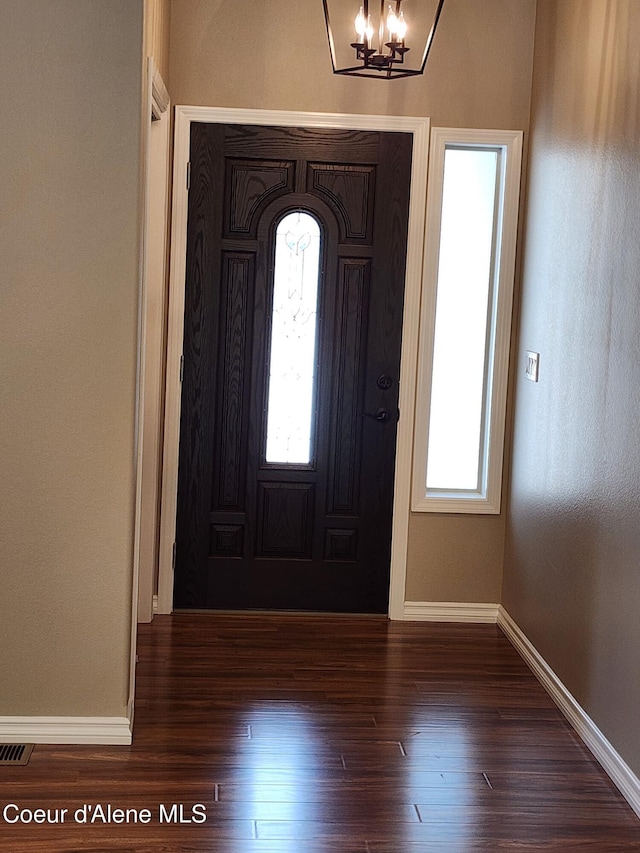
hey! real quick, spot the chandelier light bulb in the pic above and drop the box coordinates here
[355,6,367,40]
[365,14,374,40]
[387,6,399,38]
[387,6,407,40]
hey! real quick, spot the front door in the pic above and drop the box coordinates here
[174,122,412,612]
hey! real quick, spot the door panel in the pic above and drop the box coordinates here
[175,123,412,613]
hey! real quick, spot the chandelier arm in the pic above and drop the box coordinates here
[419,0,446,73]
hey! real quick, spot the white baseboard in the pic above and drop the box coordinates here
[0,716,132,745]
[498,606,640,819]
[403,601,499,622]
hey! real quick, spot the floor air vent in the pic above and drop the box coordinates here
[0,744,34,765]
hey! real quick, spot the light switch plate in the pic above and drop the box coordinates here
[525,351,539,382]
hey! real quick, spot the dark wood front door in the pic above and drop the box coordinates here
[174,122,412,613]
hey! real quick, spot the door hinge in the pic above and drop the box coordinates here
[186,161,191,190]
[179,354,184,382]
[172,541,177,570]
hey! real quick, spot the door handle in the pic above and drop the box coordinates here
[363,407,391,423]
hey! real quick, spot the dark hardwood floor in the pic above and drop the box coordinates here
[1,614,639,851]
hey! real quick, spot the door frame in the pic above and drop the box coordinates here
[157,106,430,619]
[136,58,171,625]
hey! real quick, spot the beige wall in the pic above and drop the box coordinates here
[503,0,640,776]
[406,514,506,602]
[169,0,536,604]
[170,0,534,129]
[0,1,144,716]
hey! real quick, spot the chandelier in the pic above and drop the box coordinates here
[322,0,446,79]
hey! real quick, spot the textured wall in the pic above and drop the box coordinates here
[169,0,536,604]
[0,0,144,715]
[169,0,534,129]
[503,0,640,776]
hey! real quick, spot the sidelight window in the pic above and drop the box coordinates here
[265,211,321,465]
[412,128,522,513]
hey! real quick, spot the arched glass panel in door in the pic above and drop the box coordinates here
[265,211,322,465]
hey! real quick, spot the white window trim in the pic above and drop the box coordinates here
[412,127,522,514]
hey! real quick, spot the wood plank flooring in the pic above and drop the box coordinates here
[1,613,639,851]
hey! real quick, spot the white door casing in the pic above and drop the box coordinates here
[157,106,431,619]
